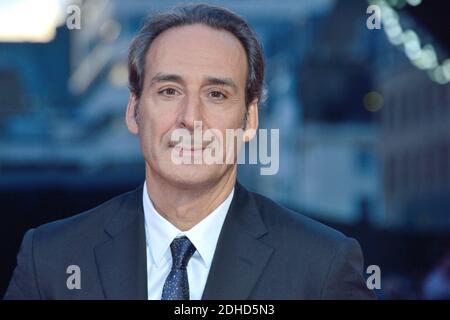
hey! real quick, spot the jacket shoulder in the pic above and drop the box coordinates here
[248,190,374,299]
[33,187,140,246]
[250,190,351,250]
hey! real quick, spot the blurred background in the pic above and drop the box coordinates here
[1,0,449,299]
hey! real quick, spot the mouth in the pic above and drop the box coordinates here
[169,142,208,156]
[173,145,205,152]
[169,139,210,152]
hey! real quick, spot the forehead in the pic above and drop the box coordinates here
[145,24,248,86]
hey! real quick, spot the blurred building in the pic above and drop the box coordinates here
[375,25,450,231]
[297,122,381,225]
[254,0,384,226]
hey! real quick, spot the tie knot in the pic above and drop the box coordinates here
[170,236,196,270]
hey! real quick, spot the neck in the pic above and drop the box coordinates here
[145,166,236,231]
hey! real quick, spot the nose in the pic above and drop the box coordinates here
[177,93,204,132]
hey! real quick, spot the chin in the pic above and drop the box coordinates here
[161,162,228,189]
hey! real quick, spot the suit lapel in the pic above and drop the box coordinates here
[202,182,274,300]
[94,185,148,300]
[93,182,273,300]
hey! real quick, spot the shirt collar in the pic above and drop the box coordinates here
[143,182,234,268]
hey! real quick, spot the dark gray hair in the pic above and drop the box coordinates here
[128,3,266,109]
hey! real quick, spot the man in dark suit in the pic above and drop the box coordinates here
[4,4,375,300]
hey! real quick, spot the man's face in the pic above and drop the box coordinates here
[126,24,258,188]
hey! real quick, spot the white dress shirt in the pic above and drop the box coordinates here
[143,182,234,300]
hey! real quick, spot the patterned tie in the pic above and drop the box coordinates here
[161,236,196,300]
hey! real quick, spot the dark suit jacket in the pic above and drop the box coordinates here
[4,182,376,299]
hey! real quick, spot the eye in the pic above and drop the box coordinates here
[208,91,227,100]
[158,88,180,96]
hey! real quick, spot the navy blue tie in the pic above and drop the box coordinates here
[161,236,196,300]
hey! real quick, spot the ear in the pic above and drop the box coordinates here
[125,93,139,135]
[243,99,258,142]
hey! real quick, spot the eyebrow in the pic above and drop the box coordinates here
[150,73,184,86]
[204,76,238,91]
[149,73,238,92]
